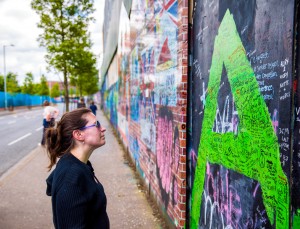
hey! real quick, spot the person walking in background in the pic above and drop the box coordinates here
[77,97,86,108]
[45,108,109,229]
[41,100,59,146]
[89,101,98,115]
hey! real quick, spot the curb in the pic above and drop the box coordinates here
[0,106,43,117]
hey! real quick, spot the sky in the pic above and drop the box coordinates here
[0,0,105,84]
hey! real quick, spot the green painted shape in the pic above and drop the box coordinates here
[293,212,300,229]
[190,10,289,229]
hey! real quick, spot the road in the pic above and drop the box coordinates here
[0,103,67,177]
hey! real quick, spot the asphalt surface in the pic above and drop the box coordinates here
[0,107,45,177]
[0,107,167,229]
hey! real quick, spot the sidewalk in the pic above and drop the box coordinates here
[0,106,41,117]
[0,110,166,228]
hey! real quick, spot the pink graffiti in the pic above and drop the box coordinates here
[190,148,197,168]
[253,182,260,197]
[173,180,178,204]
[205,163,243,228]
[157,114,173,194]
[232,111,239,135]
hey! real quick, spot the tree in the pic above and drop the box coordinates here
[50,82,60,98]
[6,72,21,93]
[31,0,95,111]
[0,75,4,91]
[39,75,50,98]
[32,83,41,95]
[69,48,99,96]
[69,87,76,96]
[21,72,35,95]
[79,70,99,95]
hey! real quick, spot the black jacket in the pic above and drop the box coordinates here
[46,153,109,229]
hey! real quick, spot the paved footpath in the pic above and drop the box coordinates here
[0,109,167,229]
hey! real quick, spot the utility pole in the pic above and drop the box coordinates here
[3,44,14,110]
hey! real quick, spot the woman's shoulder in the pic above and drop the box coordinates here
[55,154,92,185]
[47,154,94,196]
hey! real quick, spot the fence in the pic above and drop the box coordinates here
[0,91,54,109]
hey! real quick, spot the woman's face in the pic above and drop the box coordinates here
[81,113,106,149]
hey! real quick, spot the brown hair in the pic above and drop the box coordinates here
[43,100,50,106]
[45,108,92,170]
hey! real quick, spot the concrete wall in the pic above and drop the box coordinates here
[101,0,132,79]
[100,0,188,228]
[100,0,300,228]
[188,0,299,228]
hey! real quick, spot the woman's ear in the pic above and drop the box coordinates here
[72,130,85,141]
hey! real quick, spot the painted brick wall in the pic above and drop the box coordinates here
[100,0,188,228]
[100,0,300,228]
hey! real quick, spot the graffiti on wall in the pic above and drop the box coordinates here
[102,0,182,226]
[140,98,156,152]
[130,46,140,121]
[153,0,179,106]
[156,107,180,213]
[130,0,181,225]
[105,83,118,128]
[200,163,270,228]
[157,106,174,202]
[117,3,130,144]
[140,46,157,152]
[129,134,140,167]
[189,4,293,227]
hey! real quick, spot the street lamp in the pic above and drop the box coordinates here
[3,44,14,110]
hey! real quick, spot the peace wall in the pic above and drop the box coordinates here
[100,0,300,228]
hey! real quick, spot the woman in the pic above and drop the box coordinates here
[41,100,59,146]
[45,108,109,229]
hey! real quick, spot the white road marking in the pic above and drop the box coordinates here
[8,133,32,146]
[8,121,16,124]
[36,126,43,131]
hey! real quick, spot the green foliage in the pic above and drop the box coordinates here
[69,47,99,96]
[50,82,60,98]
[68,87,77,96]
[21,72,35,94]
[80,71,99,95]
[38,74,49,96]
[0,75,4,91]
[6,72,21,93]
[31,0,96,111]
[33,85,41,95]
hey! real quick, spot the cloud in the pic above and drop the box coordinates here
[0,0,104,85]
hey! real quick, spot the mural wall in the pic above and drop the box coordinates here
[188,0,298,229]
[101,0,188,228]
[101,55,119,129]
[101,0,299,228]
